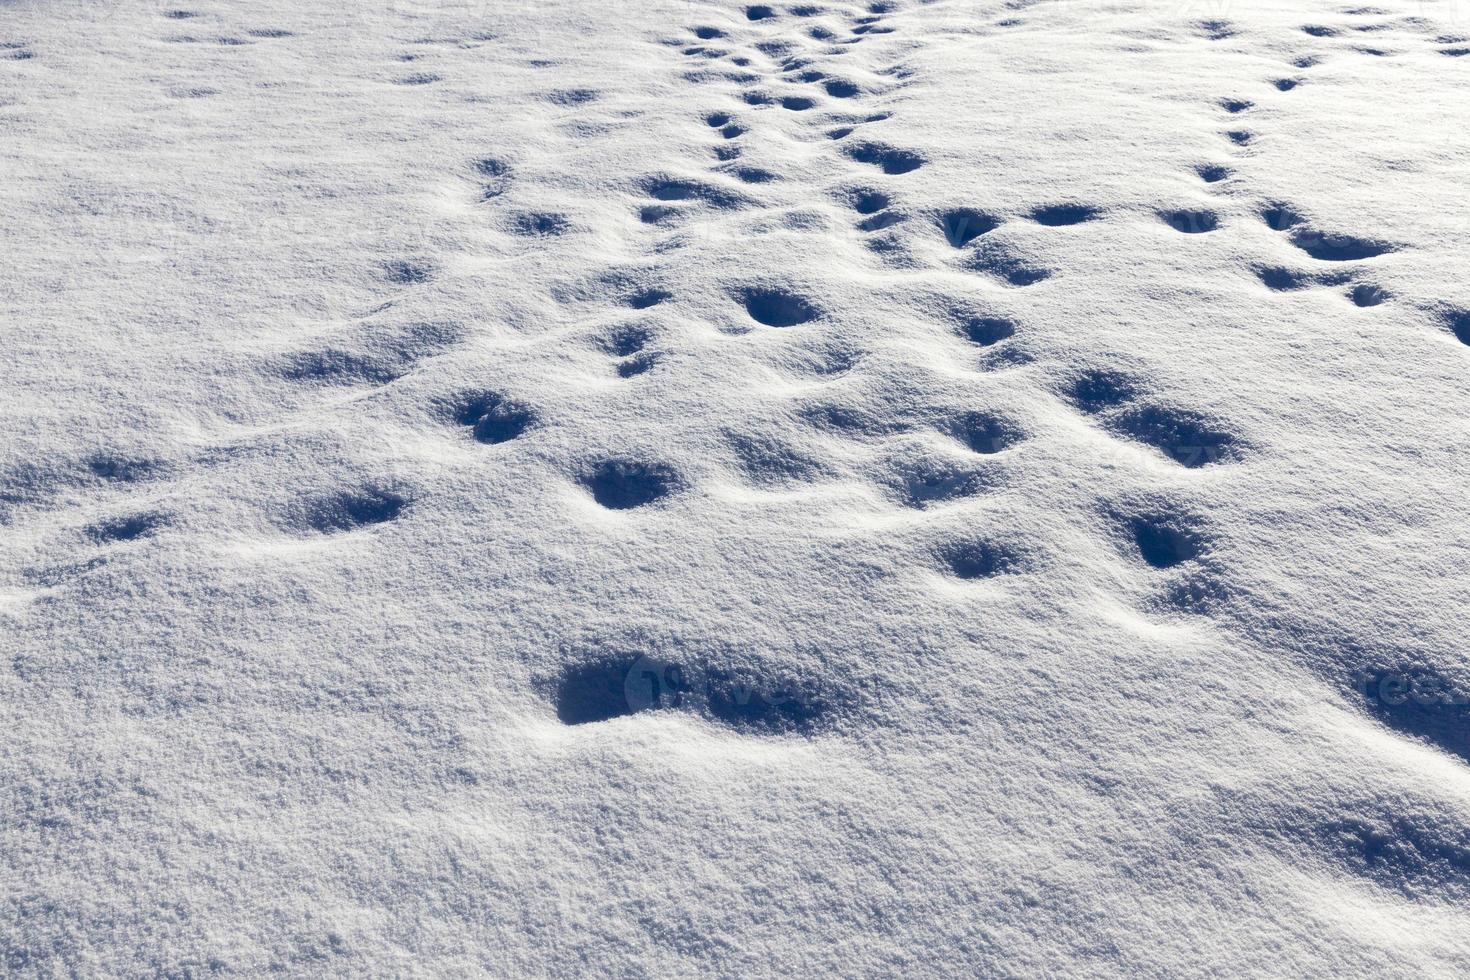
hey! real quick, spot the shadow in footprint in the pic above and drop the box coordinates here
[293,488,407,535]
[941,540,1024,580]
[1029,204,1100,226]
[1350,284,1390,307]
[281,321,460,386]
[844,141,926,174]
[510,212,570,237]
[1161,209,1220,234]
[1442,309,1470,346]
[1196,164,1232,183]
[548,88,599,106]
[939,209,1002,247]
[726,432,829,488]
[454,392,535,445]
[1358,667,1470,767]
[584,459,681,509]
[640,175,746,209]
[627,289,671,309]
[88,512,166,544]
[1066,369,1139,413]
[885,458,991,509]
[848,188,890,215]
[1108,404,1238,467]
[953,312,1017,348]
[1128,511,1205,569]
[966,241,1051,287]
[1256,266,1316,291]
[383,259,433,285]
[474,157,512,199]
[949,412,1023,454]
[552,654,834,734]
[738,287,820,327]
[1290,229,1395,261]
[600,323,651,357]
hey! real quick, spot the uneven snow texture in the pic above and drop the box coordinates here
[3,0,1470,974]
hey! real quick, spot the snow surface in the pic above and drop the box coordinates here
[3,0,1470,974]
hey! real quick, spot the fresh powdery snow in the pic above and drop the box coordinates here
[3,0,1470,974]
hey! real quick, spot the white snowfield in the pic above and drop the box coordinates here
[2,0,1469,974]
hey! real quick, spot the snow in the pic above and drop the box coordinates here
[2,0,1470,973]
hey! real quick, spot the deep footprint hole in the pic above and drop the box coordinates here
[738,287,820,327]
[584,459,681,509]
[955,313,1017,348]
[938,208,1001,247]
[454,392,535,445]
[951,412,1024,454]
[1129,513,1205,569]
[1161,208,1220,234]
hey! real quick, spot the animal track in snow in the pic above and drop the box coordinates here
[87,513,166,544]
[290,487,408,536]
[1261,205,1396,260]
[454,392,535,445]
[965,241,1051,287]
[280,321,460,387]
[1126,510,1207,568]
[625,288,671,309]
[551,654,834,733]
[883,457,991,509]
[1066,371,1240,466]
[1029,204,1100,226]
[473,157,511,199]
[1196,164,1232,183]
[599,323,651,357]
[952,311,1018,348]
[948,412,1024,454]
[547,88,599,106]
[639,175,747,212]
[843,141,926,174]
[938,208,1002,247]
[1160,208,1220,234]
[509,212,570,237]
[383,259,433,285]
[725,432,830,488]
[940,540,1024,580]
[584,459,682,509]
[1349,284,1390,307]
[730,166,778,184]
[1442,309,1470,346]
[737,287,821,327]
[1108,404,1241,467]
[1290,229,1395,261]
